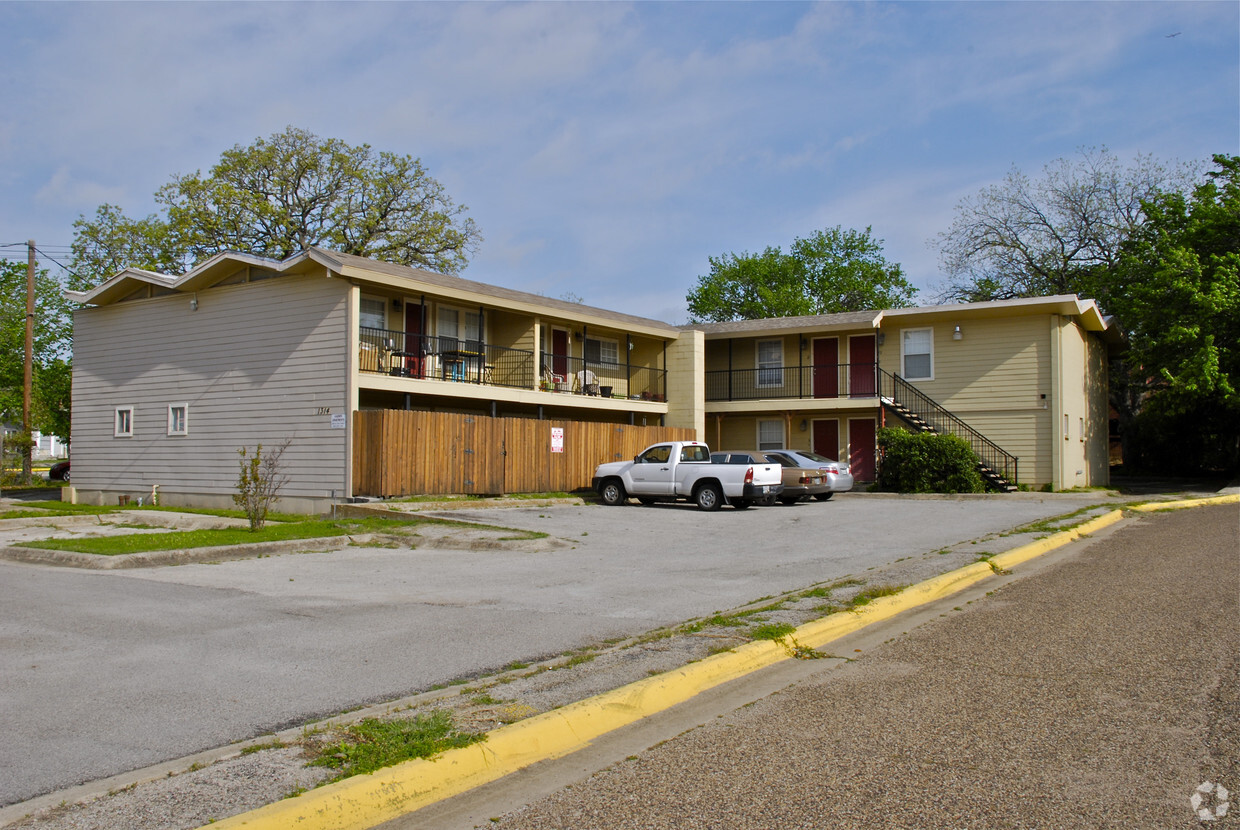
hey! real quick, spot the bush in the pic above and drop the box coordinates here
[876,428,986,493]
[233,439,291,531]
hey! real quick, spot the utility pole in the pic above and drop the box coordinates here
[23,240,35,483]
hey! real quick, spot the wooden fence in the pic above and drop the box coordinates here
[353,409,696,497]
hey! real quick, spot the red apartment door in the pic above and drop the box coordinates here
[404,303,424,378]
[849,418,877,482]
[849,335,876,397]
[812,338,839,398]
[552,329,569,378]
[813,419,840,461]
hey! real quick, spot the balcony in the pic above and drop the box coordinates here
[360,327,667,401]
[705,363,878,402]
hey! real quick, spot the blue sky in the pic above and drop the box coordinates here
[1,1,1236,323]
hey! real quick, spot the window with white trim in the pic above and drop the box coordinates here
[167,404,188,436]
[758,419,785,451]
[584,336,619,365]
[114,406,134,438]
[901,328,933,380]
[438,307,483,343]
[757,339,783,387]
[359,296,386,332]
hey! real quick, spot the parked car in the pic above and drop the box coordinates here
[711,451,829,505]
[758,450,853,500]
[593,441,783,510]
[48,460,70,482]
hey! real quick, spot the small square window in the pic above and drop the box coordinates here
[167,404,188,436]
[114,406,134,438]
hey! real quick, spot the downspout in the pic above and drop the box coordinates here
[342,270,355,503]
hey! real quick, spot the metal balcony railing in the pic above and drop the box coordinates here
[704,363,878,401]
[538,353,667,401]
[359,328,535,389]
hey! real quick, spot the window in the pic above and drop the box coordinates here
[757,339,783,387]
[585,337,619,365]
[438,307,483,344]
[359,296,386,332]
[167,404,188,436]
[901,328,933,380]
[638,445,671,464]
[114,406,134,438]
[758,419,784,451]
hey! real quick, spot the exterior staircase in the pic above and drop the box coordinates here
[878,370,1019,492]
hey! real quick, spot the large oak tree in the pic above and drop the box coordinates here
[71,127,482,286]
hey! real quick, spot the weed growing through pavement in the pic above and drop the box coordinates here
[308,711,485,784]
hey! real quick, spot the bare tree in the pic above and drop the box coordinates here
[936,147,1197,302]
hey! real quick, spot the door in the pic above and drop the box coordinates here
[630,444,676,495]
[848,418,877,482]
[813,419,840,461]
[813,338,839,398]
[552,329,569,378]
[403,303,424,378]
[849,334,876,397]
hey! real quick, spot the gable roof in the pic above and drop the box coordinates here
[66,247,681,337]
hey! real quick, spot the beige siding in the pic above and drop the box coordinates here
[71,275,351,505]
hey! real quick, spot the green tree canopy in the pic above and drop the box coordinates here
[1104,154,1240,472]
[936,147,1197,302]
[0,259,73,439]
[71,127,482,287]
[686,225,917,322]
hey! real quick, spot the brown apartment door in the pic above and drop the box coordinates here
[849,334,876,397]
[552,329,569,378]
[813,419,840,461]
[849,418,877,482]
[812,337,839,398]
[404,303,425,378]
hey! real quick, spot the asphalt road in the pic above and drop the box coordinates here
[468,504,1239,830]
[0,493,1105,807]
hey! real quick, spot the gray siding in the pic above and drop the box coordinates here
[71,275,351,502]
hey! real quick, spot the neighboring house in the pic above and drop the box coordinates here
[695,296,1120,490]
[65,248,1117,510]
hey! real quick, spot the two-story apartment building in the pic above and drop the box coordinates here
[695,296,1118,491]
[65,248,1116,510]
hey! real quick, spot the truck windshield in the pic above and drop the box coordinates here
[679,445,711,463]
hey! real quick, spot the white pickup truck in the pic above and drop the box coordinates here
[592,440,784,510]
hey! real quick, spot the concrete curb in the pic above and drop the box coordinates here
[1127,493,1239,512]
[200,508,1129,830]
[0,539,336,569]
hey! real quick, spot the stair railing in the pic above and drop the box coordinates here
[878,369,1019,488]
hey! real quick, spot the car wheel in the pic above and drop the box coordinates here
[732,498,752,509]
[694,482,723,511]
[813,492,833,501]
[62,470,69,482]
[600,480,627,506]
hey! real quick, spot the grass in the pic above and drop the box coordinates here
[749,622,796,640]
[308,711,485,784]
[14,515,511,556]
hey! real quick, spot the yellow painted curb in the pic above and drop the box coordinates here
[200,508,1127,830]
[1128,493,1240,512]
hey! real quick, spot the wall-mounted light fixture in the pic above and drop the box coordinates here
[190,295,198,311]
[574,331,583,341]
[392,298,402,310]
[876,332,885,346]
[800,337,808,350]
[953,325,963,341]
[799,418,808,432]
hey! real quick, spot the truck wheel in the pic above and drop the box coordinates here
[694,482,723,511]
[732,498,752,509]
[813,492,834,502]
[600,480,627,506]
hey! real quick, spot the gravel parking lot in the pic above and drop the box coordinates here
[0,492,1110,810]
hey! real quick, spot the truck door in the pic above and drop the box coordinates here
[631,444,676,495]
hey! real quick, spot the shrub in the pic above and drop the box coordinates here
[876,428,986,493]
[233,439,291,531]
